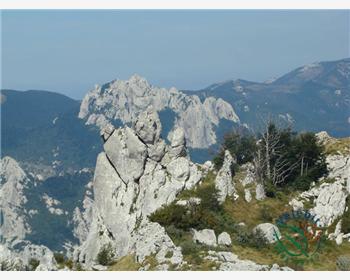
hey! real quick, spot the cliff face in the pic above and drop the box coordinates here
[0,157,31,244]
[74,108,203,268]
[79,75,239,149]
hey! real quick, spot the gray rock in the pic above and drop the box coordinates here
[166,157,190,182]
[168,127,186,158]
[244,189,252,203]
[78,75,239,149]
[215,150,237,203]
[100,124,115,142]
[253,223,281,244]
[311,181,348,227]
[74,110,203,269]
[192,229,217,247]
[289,198,303,211]
[103,127,147,184]
[134,108,161,144]
[217,232,232,246]
[148,139,166,162]
[255,183,266,201]
[0,157,31,244]
[21,244,57,271]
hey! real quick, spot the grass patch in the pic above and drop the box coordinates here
[324,137,350,156]
[108,255,141,271]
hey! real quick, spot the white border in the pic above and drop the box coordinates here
[0,0,350,9]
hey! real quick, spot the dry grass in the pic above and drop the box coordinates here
[324,137,350,156]
[108,255,140,271]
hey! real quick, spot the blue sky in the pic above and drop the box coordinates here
[1,10,349,99]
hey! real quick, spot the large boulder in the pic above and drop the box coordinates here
[192,229,217,247]
[215,150,237,203]
[217,232,232,246]
[253,223,281,244]
[134,108,162,144]
[168,127,186,158]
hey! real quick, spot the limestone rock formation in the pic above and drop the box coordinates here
[217,232,232,246]
[79,75,240,149]
[192,229,217,247]
[215,150,238,203]
[205,251,291,271]
[74,110,203,268]
[0,243,57,271]
[255,183,266,201]
[253,223,281,244]
[0,157,31,245]
[298,146,350,228]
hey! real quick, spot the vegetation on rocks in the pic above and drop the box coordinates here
[97,243,115,266]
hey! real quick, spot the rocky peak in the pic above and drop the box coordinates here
[74,109,203,268]
[79,75,239,149]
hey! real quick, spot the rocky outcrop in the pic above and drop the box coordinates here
[0,157,31,245]
[0,243,57,271]
[192,229,217,247]
[74,109,203,268]
[217,232,232,246]
[253,223,281,244]
[215,150,238,203]
[205,251,292,271]
[297,148,350,228]
[255,183,266,201]
[79,75,240,149]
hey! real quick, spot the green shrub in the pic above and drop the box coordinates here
[54,252,65,264]
[213,132,257,170]
[28,258,40,271]
[234,226,268,249]
[251,228,268,249]
[179,240,202,256]
[341,198,350,233]
[336,255,350,271]
[260,205,273,222]
[234,226,251,245]
[97,243,115,266]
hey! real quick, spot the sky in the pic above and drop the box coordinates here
[1,10,349,99]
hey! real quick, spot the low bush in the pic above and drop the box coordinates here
[97,243,115,266]
[234,226,268,249]
[54,252,65,264]
[341,198,350,234]
[28,258,40,271]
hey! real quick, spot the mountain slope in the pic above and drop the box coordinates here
[185,58,350,138]
[1,90,102,175]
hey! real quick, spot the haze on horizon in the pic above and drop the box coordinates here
[1,10,349,99]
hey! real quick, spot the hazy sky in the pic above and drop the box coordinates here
[1,10,349,99]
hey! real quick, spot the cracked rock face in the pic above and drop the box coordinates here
[74,110,203,268]
[79,75,239,149]
[298,151,350,228]
[0,157,31,244]
[215,150,237,203]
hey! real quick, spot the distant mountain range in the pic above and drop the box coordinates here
[1,58,349,173]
